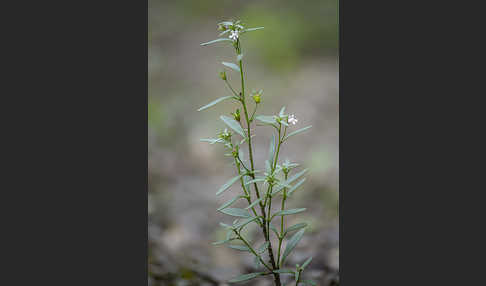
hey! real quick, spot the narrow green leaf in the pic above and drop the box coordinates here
[254,256,261,269]
[212,237,236,245]
[270,224,280,238]
[301,280,317,286]
[220,208,251,218]
[286,169,308,185]
[273,208,306,218]
[279,106,286,117]
[200,38,233,46]
[271,187,284,196]
[273,269,294,274]
[200,138,224,144]
[197,96,234,111]
[227,244,250,252]
[245,198,262,209]
[255,115,277,125]
[269,133,276,166]
[287,178,306,196]
[218,195,244,210]
[216,175,243,196]
[283,125,312,141]
[301,257,313,269]
[244,27,265,32]
[222,61,241,72]
[265,160,271,174]
[219,29,231,37]
[221,115,245,137]
[244,177,266,185]
[218,21,234,26]
[277,181,292,189]
[237,54,244,61]
[285,223,308,234]
[228,272,266,283]
[219,222,234,229]
[295,271,300,282]
[281,229,305,265]
[257,241,269,254]
[212,240,227,245]
[233,216,259,229]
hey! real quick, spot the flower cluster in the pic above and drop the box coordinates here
[217,20,244,42]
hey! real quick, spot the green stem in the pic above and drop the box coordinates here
[233,156,259,218]
[236,39,281,286]
[277,172,288,267]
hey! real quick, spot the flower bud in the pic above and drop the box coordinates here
[252,94,261,104]
[231,108,241,122]
[217,24,226,31]
[252,89,263,104]
[219,71,227,81]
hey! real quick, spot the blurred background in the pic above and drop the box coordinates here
[148,0,338,285]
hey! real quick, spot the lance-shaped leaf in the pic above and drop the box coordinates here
[200,138,224,144]
[221,115,245,137]
[301,257,313,269]
[218,195,244,210]
[245,198,262,209]
[257,241,269,254]
[265,160,271,174]
[228,272,266,283]
[285,223,308,235]
[287,178,306,196]
[255,115,277,125]
[212,237,236,245]
[270,224,280,238]
[279,106,286,117]
[233,216,260,229]
[222,61,241,72]
[268,133,276,166]
[219,29,231,36]
[283,125,312,141]
[197,96,234,111]
[243,27,265,32]
[244,177,266,185]
[271,185,285,196]
[281,229,305,266]
[200,38,233,46]
[286,169,308,185]
[295,271,300,283]
[219,222,234,229]
[253,256,261,269]
[216,175,243,196]
[220,208,251,218]
[218,21,234,26]
[272,208,306,218]
[227,244,250,252]
[273,269,295,275]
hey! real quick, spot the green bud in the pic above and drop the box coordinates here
[231,108,241,122]
[219,71,227,81]
[252,89,263,104]
[217,24,226,31]
[252,94,261,104]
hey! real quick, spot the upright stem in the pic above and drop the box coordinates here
[236,39,281,286]
[277,172,288,267]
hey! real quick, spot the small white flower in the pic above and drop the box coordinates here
[288,114,298,125]
[229,30,239,41]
